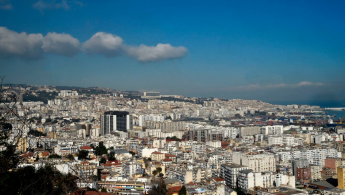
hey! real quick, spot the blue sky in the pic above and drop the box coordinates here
[0,0,345,104]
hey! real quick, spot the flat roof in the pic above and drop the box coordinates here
[104,111,129,115]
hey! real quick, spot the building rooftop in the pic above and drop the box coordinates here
[104,111,129,115]
[262,187,308,195]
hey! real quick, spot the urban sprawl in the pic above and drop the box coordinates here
[1,85,345,195]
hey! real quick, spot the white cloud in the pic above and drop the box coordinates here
[83,32,188,61]
[82,32,124,57]
[126,43,188,62]
[0,27,44,59]
[33,0,70,11]
[0,27,80,59]
[42,32,80,56]
[0,27,188,62]
[297,81,323,86]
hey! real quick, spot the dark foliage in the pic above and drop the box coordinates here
[67,154,74,161]
[23,91,58,103]
[129,151,136,157]
[234,188,247,195]
[100,157,106,164]
[178,185,187,195]
[95,142,108,155]
[71,119,80,122]
[0,144,20,174]
[0,165,78,194]
[78,150,89,160]
[101,188,107,192]
[48,154,62,159]
[148,178,167,195]
[107,151,116,161]
[156,167,162,173]
[28,129,46,137]
[166,136,181,141]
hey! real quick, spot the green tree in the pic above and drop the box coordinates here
[100,157,106,164]
[129,151,136,157]
[156,167,162,174]
[178,186,187,195]
[89,175,98,181]
[67,154,74,161]
[1,165,78,194]
[48,154,62,159]
[101,188,107,192]
[95,142,108,156]
[107,151,116,161]
[152,170,158,177]
[78,150,89,160]
[234,188,246,195]
[28,130,46,137]
[235,114,241,118]
[148,178,167,195]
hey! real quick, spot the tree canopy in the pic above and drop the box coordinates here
[100,157,106,164]
[48,154,62,159]
[178,186,187,195]
[1,165,78,194]
[28,130,46,137]
[107,151,116,161]
[95,142,108,155]
[77,150,89,160]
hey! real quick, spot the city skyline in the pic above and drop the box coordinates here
[1,0,345,104]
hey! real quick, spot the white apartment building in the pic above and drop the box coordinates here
[139,114,165,126]
[140,147,158,158]
[268,136,295,146]
[277,151,292,162]
[268,136,283,146]
[240,126,261,136]
[261,125,284,135]
[238,171,296,192]
[278,148,339,166]
[58,90,78,97]
[219,164,249,188]
[310,164,322,181]
[122,161,144,178]
[233,152,276,172]
[192,143,207,156]
[238,170,273,192]
[223,127,239,139]
[143,120,185,133]
[206,140,222,148]
[275,174,295,188]
[152,138,166,148]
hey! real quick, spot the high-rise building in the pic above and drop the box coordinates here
[338,166,345,189]
[101,111,133,135]
[219,164,248,188]
[291,159,309,178]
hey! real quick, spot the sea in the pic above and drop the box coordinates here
[324,110,345,119]
[267,100,345,119]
